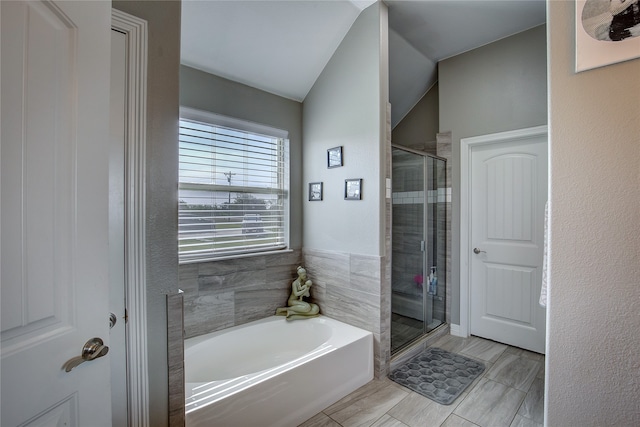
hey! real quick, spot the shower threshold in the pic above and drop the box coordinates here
[390,322,450,371]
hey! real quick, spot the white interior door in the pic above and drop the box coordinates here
[1,1,113,425]
[468,128,547,354]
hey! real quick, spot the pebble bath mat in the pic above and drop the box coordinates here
[389,347,485,405]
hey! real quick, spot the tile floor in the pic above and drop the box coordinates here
[299,334,545,427]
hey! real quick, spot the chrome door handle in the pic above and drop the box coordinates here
[473,248,486,254]
[63,337,109,372]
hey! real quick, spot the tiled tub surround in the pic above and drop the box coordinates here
[184,316,373,427]
[302,248,390,378]
[179,249,302,338]
[179,247,391,377]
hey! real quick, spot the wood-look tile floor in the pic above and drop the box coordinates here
[299,334,545,427]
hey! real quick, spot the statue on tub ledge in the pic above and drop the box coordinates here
[275,266,320,321]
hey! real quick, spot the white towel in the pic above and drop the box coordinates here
[539,201,549,308]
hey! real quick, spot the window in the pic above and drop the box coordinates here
[179,107,289,262]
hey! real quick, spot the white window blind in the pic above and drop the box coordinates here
[179,108,289,262]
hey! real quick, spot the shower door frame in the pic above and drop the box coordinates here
[391,144,447,354]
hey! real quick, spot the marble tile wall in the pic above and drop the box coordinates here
[178,249,302,338]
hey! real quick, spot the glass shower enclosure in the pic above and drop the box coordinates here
[391,146,447,354]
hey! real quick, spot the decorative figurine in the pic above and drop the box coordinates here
[275,266,320,320]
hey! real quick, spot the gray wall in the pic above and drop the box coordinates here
[389,28,437,129]
[111,2,181,426]
[302,2,386,256]
[392,82,439,153]
[178,66,304,336]
[302,2,391,376]
[438,25,547,324]
[180,65,303,249]
[547,1,640,424]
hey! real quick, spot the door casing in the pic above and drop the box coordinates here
[459,125,548,340]
[111,9,149,427]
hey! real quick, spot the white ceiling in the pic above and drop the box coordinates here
[181,0,546,126]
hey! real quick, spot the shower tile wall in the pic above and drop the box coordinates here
[391,200,424,291]
[437,132,452,325]
[178,249,302,338]
[392,160,424,296]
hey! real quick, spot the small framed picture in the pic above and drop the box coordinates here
[327,146,343,168]
[309,182,323,201]
[344,179,362,200]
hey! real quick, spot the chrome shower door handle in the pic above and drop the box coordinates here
[63,337,109,372]
[473,248,486,254]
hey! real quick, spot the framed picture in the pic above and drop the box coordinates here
[308,182,323,201]
[344,179,362,200]
[327,146,343,168]
[576,0,640,72]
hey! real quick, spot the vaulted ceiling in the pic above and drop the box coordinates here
[181,0,546,127]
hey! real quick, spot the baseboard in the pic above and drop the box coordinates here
[450,324,464,337]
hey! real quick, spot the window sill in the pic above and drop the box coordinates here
[179,248,294,265]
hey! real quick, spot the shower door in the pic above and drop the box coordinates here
[391,146,446,354]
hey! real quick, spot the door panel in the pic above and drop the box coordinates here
[485,264,535,324]
[1,0,75,342]
[470,133,547,354]
[21,395,76,427]
[1,1,113,425]
[486,155,535,242]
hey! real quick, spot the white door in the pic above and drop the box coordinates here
[1,1,113,426]
[468,128,547,354]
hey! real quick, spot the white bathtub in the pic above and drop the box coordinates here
[184,315,374,427]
